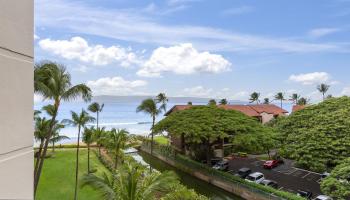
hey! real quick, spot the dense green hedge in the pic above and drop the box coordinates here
[274,97,350,172]
[144,143,304,200]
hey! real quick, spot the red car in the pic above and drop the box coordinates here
[263,160,279,169]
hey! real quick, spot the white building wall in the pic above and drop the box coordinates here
[260,112,275,124]
[0,0,34,199]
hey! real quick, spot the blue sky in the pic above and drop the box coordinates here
[34,0,350,102]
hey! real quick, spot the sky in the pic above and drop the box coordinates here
[34,0,350,103]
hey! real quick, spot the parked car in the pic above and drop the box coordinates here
[321,172,330,180]
[210,158,221,166]
[314,195,333,200]
[297,190,313,199]
[245,172,265,184]
[212,160,229,171]
[263,160,279,169]
[259,179,278,188]
[233,167,252,179]
[274,155,285,164]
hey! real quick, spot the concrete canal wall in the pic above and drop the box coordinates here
[139,147,281,200]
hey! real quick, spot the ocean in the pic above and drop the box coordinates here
[34,96,293,145]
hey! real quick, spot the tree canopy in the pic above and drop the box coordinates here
[321,158,350,200]
[274,97,350,172]
[153,106,273,162]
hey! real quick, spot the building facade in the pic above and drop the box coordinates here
[0,1,34,199]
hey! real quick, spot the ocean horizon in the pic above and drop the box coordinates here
[34,96,294,145]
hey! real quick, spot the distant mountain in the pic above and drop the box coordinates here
[92,95,248,105]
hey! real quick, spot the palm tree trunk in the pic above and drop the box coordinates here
[323,93,325,101]
[151,115,155,155]
[34,103,59,197]
[52,140,55,152]
[34,139,44,177]
[87,144,90,174]
[280,100,283,109]
[74,125,81,200]
[115,153,118,169]
[96,111,99,129]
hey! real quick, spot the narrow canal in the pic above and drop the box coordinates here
[135,151,243,200]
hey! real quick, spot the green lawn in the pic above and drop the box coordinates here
[154,136,169,145]
[36,148,110,200]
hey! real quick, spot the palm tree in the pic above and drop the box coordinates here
[136,98,163,155]
[274,92,285,108]
[34,61,92,195]
[219,98,228,105]
[93,127,107,156]
[34,110,41,120]
[50,122,67,152]
[317,83,330,100]
[249,92,260,104]
[297,97,309,105]
[105,128,136,169]
[82,127,95,174]
[34,117,50,176]
[64,110,95,200]
[289,93,300,105]
[155,93,168,112]
[88,102,104,129]
[263,98,270,104]
[208,99,216,106]
[81,163,179,200]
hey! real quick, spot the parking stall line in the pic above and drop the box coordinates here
[301,172,311,178]
[286,169,297,175]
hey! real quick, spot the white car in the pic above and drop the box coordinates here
[314,195,333,200]
[245,172,265,184]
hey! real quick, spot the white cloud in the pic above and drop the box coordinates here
[308,28,340,38]
[39,37,139,66]
[341,87,350,96]
[35,0,347,53]
[181,86,247,100]
[34,94,44,103]
[289,72,330,85]
[143,2,188,15]
[73,65,89,73]
[167,0,200,6]
[221,6,254,16]
[86,76,147,96]
[34,34,40,40]
[232,91,249,100]
[137,43,231,77]
[182,86,213,97]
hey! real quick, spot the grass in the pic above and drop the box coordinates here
[36,148,110,200]
[154,136,169,145]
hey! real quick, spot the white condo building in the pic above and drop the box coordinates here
[0,0,34,199]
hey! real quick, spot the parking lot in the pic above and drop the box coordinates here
[228,157,322,197]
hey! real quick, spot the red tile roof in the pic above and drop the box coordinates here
[165,104,288,117]
[249,104,288,115]
[292,105,305,112]
[217,105,260,117]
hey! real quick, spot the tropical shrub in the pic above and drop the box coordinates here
[275,97,350,172]
[321,158,350,200]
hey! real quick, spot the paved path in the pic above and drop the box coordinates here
[228,157,322,198]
